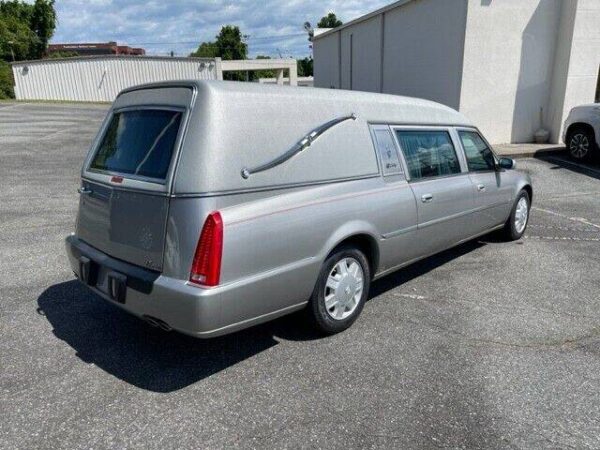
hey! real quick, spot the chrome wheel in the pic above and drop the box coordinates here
[324,257,364,320]
[515,197,529,234]
[569,133,590,159]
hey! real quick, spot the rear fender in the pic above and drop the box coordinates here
[318,220,381,273]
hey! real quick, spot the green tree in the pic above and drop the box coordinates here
[0,60,14,99]
[190,41,218,58]
[190,25,248,80]
[297,56,313,77]
[29,0,56,59]
[0,14,37,61]
[215,25,247,61]
[0,0,56,60]
[0,0,57,98]
[317,12,342,28]
[0,0,34,23]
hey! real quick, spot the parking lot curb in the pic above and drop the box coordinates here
[494,146,565,159]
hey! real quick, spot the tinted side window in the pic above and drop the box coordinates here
[458,131,496,172]
[90,109,183,180]
[395,130,461,180]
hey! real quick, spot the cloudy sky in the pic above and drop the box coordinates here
[51,0,391,58]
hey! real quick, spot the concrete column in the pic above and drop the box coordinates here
[214,57,223,81]
[288,64,298,86]
[275,69,284,85]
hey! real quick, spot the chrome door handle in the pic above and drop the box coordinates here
[77,187,92,195]
[477,184,486,192]
[421,193,433,203]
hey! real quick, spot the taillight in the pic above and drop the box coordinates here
[189,211,223,287]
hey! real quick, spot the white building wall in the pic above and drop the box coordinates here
[557,0,600,142]
[459,0,562,144]
[314,0,600,144]
[340,15,382,92]
[313,32,340,89]
[381,0,467,109]
[314,0,467,109]
[546,0,578,144]
[12,56,218,102]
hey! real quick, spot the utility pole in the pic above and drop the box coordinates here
[7,41,15,61]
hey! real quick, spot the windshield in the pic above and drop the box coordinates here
[90,109,183,181]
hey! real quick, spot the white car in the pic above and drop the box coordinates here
[563,103,600,160]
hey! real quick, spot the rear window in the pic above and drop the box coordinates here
[90,109,183,181]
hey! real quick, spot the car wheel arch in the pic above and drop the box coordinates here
[320,224,381,279]
[521,184,533,204]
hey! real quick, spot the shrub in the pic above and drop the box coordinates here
[0,61,15,99]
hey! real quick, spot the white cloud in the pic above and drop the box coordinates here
[52,0,391,57]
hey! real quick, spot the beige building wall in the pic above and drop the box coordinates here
[313,32,340,89]
[339,15,383,92]
[459,0,562,144]
[314,0,467,110]
[556,0,600,141]
[313,0,600,144]
[381,0,467,109]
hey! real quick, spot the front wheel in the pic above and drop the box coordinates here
[502,190,530,241]
[308,245,371,335]
[567,128,596,161]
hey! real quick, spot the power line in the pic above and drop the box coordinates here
[123,32,305,46]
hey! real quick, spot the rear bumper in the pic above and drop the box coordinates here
[64,235,311,338]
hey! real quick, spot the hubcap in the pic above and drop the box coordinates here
[515,197,529,234]
[570,133,589,159]
[324,257,364,320]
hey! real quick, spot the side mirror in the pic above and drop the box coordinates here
[498,157,515,170]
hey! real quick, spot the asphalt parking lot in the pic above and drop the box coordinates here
[2,102,600,449]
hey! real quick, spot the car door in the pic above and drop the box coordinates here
[369,125,421,270]
[394,128,476,257]
[456,129,513,230]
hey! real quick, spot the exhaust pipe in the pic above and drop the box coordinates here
[143,315,172,332]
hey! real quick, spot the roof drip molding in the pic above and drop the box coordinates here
[313,0,415,40]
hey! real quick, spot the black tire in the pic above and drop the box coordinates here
[567,127,596,161]
[502,190,530,241]
[308,245,371,335]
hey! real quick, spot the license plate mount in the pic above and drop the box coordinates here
[107,271,127,304]
[79,256,98,286]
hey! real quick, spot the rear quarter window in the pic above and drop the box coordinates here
[90,109,183,181]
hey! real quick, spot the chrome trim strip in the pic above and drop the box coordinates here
[418,208,476,230]
[381,225,418,239]
[83,173,382,198]
[81,177,171,197]
[171,173,381,198]
[417,201,510,230]
[241,113,357,179]
[373,223,505,280]
[381,201,510,238]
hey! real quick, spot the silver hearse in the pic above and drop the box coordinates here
[65,80,532,337]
